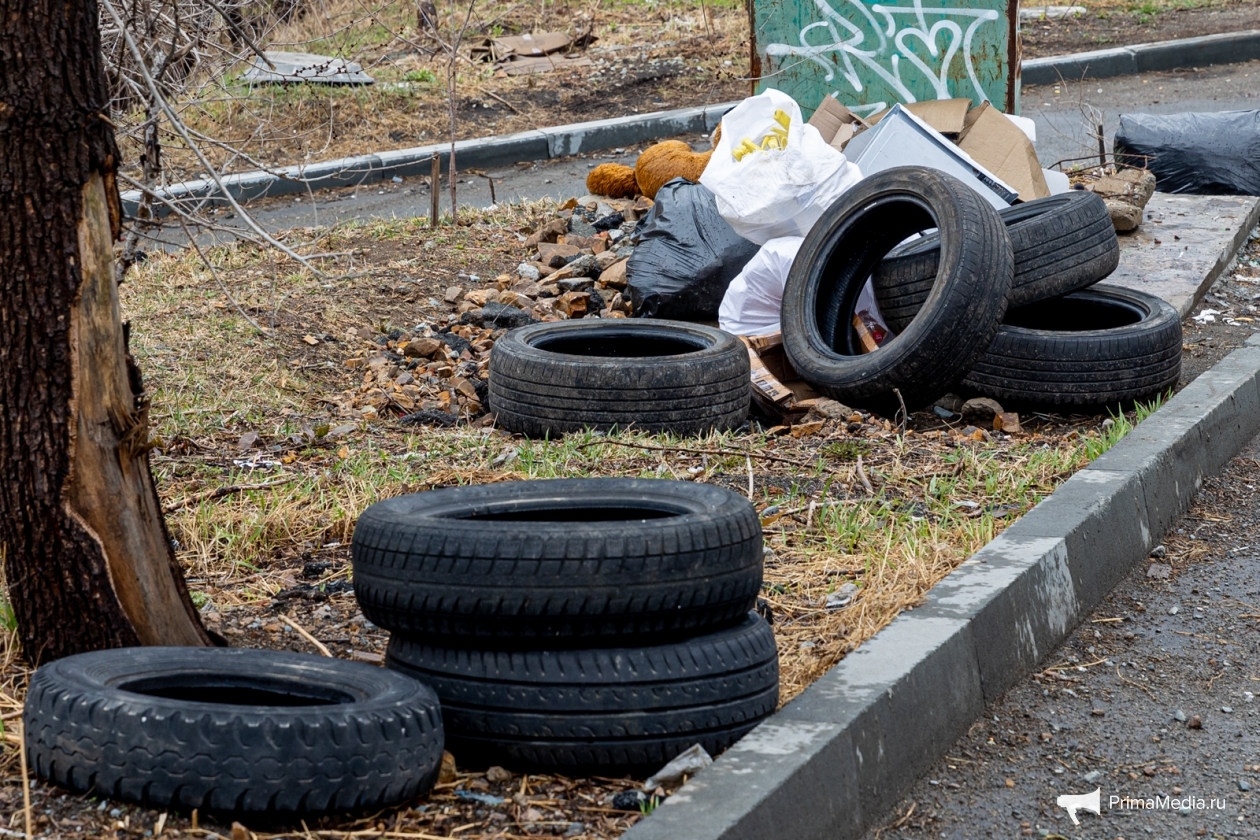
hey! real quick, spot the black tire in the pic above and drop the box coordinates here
[961,285,1182,409]
[780,167,1014,413]
[23,647,444,814]
[386,613,778,772]
[351,478,763,645]
[488,319,750,437]
[872,191,1120,333]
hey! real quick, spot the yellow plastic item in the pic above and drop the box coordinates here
[732,109,792,161]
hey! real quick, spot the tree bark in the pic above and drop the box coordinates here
[0,0,210,662]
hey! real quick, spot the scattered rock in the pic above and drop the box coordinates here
[550,254,598,281]
[644,743,712,789]
[598,257,629,289]
[517,262,541,281]
[993,411,1022,434]
[593,211,625,230]
[1241,780,1252,792]
[1188,714,1202,729]
[1173,709,1187,722]
[538,242,582,267]
[1147,562,1172,580]
[611,791,650,811]
[557,277,595,292]
[486,766,512,783]
[524,218,567,248]
[935,393,966,413]
[463,301,536,329]
[1150,544,1167,558]
[444,285,464,303]
[399,410,459,427]
[961,397,1004,426]
[236,431,261,450]
[402,337,443,358]
[555,291,589,318]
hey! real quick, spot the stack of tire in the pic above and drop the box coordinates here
[351,477,779,772]
[780,167,1181,415]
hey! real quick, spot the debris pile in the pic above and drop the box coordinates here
[332,196,654,423]
[334,324,495,424]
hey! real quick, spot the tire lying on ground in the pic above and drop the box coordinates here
[780,166,1014,413]
[24,647,444,814]
[961,285,1182,409]
[488,319,750,437]
[352,478,763,645]
[873,191,1120,333]
[386,612,778,771]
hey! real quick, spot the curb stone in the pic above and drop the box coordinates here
[622,335,1260,840]
[122,31,1260,218]
[1022,29,1260,85]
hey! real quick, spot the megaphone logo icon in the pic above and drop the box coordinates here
[1056,787,1101,825]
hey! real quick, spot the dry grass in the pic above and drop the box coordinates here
[133,0,750,182]
[0,204,1159,837]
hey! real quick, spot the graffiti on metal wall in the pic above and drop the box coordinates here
[762,0,1002,115]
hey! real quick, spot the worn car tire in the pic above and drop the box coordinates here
[488,319,750,437]
[23,647,444,814]
[386,613,778,771]
[961,285,1182,408]
[352,478,763,645]
[780,167,1014,413]
[873,191,1120,333]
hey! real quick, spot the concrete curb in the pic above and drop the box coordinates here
[622,333,1260,840]
[1023,29,1260,85]
[123,31,1260,218]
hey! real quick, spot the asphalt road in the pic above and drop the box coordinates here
[158,58,1260,248]
[859,426,1260,840]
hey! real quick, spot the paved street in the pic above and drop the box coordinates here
[859,427,1260,839]
[153,58,1260,250]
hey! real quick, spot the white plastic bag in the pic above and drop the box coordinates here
[718,236,803,336]
[700,89,863,245]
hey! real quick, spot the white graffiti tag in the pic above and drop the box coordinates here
[763,0,1001,110]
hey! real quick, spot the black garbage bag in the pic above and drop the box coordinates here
[626,178,760,320]
[1114,111,1260,195]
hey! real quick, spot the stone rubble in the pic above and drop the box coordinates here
[334,195,653,422]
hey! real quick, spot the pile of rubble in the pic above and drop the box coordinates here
[334,195,654,423]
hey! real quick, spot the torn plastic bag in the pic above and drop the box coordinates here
[718,236,803,336]
[700,89,863,244]
[626,178,760,320]
[1114,111,1260,195]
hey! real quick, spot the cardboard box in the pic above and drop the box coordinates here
[843,104,1019,208]
[958,103,1051,202]
[905,98,972,135]
[808,95,869,152]
[739,333,819,421]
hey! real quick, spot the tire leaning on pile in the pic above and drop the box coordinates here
[960,285,1183,409]
[487,319,750,437]
[780,166,1015,413]
[872,190,1120,334]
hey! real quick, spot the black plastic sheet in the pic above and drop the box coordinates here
[626,179,760,320]
[1114,111,1260,195]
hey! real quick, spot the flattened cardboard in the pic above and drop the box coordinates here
[472,32,573,62]
[904,98,971,135]
[958,103,1051,202]
[496,55,592,76]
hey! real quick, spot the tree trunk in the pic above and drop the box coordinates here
[0,0,210,662]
